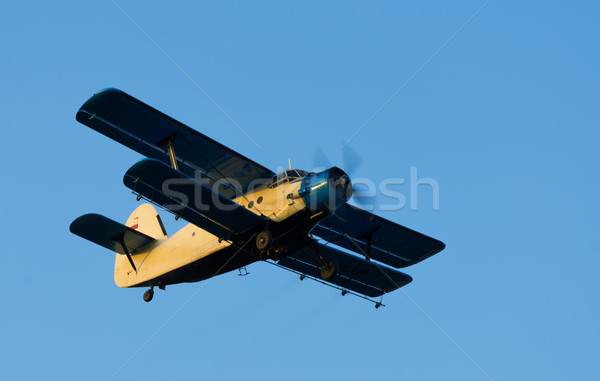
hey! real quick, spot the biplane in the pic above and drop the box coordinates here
[70,88,445,307]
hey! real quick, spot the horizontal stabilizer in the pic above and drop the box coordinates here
[70,214,155,254]
[278,243,412,297]
[311,204,445,268]
[123,159,266,240]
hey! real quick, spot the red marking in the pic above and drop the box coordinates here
[130,224,139,230]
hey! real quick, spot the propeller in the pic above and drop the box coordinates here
[342,145,361,177]
[311,144,372,207]
[312,146,331,172]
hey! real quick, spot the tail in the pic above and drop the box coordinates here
[114,203,168,287]
[71,203,169,287]
[70,203,166,255]
[125,203,168,240]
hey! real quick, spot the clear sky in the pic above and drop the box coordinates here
[2,1,599,380]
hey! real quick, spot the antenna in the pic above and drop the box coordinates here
[288,158,292,170]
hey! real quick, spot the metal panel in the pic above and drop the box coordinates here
[123,159,266,239]
[311,204,445,268]
[76,88,274,198]
[278,243,412,297]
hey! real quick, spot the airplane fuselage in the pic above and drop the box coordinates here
[115,167,350,289]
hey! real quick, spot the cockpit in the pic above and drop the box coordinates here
[269,169,309,188]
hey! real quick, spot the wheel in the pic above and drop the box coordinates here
[256,231,273,251]
[143,289,154,302]
[320,260,338,281]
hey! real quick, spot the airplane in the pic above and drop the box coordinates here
[70,88,445,307]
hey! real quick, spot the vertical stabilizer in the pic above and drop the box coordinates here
[114,203,168,287]
[125,203,168,240]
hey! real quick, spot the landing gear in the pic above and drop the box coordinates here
[305,235,338,281]
[256,231,273,252]
[320,260,338,281]
[143,287,154,302]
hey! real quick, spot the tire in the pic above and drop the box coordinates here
[256,231,273,251]
[321,260,338,281]
[143,289,154,302]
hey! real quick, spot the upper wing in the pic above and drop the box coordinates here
[76,88,274,198]
[277,243,412,297]
[311,204,445,268]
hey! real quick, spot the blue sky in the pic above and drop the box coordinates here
[2,1,599,380]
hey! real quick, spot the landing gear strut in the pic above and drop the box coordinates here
[305,236,339,281]
[143,287,154,302]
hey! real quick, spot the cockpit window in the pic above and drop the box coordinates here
[269,169,307,188]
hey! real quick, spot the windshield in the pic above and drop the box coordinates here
[269,169,308,188]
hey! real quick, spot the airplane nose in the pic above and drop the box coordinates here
[300,167,352,212]
[330,169,352,202]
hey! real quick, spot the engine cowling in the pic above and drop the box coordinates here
[300,167,352,213]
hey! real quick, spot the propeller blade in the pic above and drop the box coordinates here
[342,144,362,175]
[312,146,331,171]
[350,182,372,206]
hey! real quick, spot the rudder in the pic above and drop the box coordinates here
[125,203,168,240]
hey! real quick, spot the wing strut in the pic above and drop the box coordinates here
[361,226,380,261]
[305,235,327,268]
[166,137,179,170]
